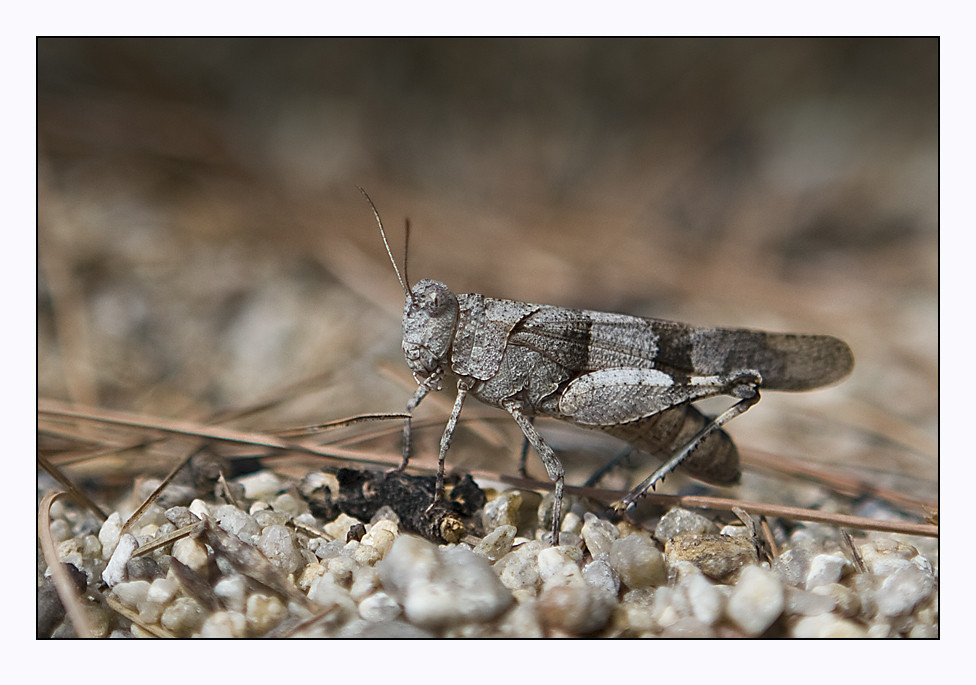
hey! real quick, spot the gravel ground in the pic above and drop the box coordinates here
[38,466,937,638]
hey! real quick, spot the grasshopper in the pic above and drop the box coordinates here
[361,189,854,545]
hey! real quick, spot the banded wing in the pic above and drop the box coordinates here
[508,306,853,391]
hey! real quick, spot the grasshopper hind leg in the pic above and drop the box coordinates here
[613,387,761,512]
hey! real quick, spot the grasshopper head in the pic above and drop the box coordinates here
[402,279,459,381]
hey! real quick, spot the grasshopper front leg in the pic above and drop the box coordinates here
[399,368,444,471]
[504,402,565,546]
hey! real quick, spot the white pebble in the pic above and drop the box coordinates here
[474,524,517,562]
[147,577,179,604]
[792,613,867,638]
[98,512,123,560]
[102,533,138,587]
[172,536,209,573]
[256,524,303,574]
[161,597,206,636]
[199,610,247,638]
[786,587,836,616]
[726,565,784,636]
[214,504,261,543]
[324,513,363,541]
[494,541,543,591]
[481,491,522,531]
[49,518,72,542]
[876,564,936,617]
[358,591,402,622]
[582,556,620,597]
[236,471,283,501]
[681,571,723,625]
[378,534,513,629]
[537,545,584,588]
[271,492,307,516]
[362,520,399,557]
[581,512,619,558]
[654,507,718,542]
[806,553,848,590]
[113,579,151,608]
[213,575,246,612]
[188,499,210,519]
[245,593,288,635]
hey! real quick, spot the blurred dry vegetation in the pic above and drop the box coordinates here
[37,38,937,510]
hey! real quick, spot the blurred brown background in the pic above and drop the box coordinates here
[37,38,937,501]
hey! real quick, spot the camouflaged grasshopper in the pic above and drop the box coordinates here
[361,188,854,545]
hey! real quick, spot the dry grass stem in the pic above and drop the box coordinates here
[38,491,94,638]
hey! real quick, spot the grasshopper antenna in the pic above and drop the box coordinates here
[357,185,410,298]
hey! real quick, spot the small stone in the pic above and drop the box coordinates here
[324,513,363,541]
[312,538,345,560]
[582,556,620,597]
[876,564,936,617]
[113,579,151,608]
[164,506,200,528]
[126,556,161,581]
[245,593,288,636]
[358,591,402,622]
[326,555,359,588]
[214,504,261,543]
[537,545,584,588]
[336,619,434,638]
[581,512,620,558]
[307,573,354,608]
[609,534,666,589]
[811,582,861,618]
[161,597,206,637]
[537,583,614,635]
[102,533,139,587]
[560,510,583,536]
[49,518,72,542]
[55,539,85,570]
[255,524,303,575]
[361,520,399,558]
[620,588,657,633]
[172,536,210,574]
[481,490,522,532]
[147,577,179,604]
[496,598,545,638]
[494,540,544,591]
[773,546,814,588]
[474,524,517,562]
[252,509,289,529]
[236,471,284,501]
[378,534,513,629]
[805,553,848,590]
[661,616,715,638]
[665,533,757,582]
[654,507,718,543]
[353,542,382,566]
[188,499,210,520]
[98,512,123,560]
[785,587,836,616]
[350,566,381,602]
[726,566,784,636]
[271,492,308,517]
[792,614,867,638]
[199,610,247,638]
[213,575,246,612]
[680,571,723,625]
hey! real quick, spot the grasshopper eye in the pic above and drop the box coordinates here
[427,291,445,313]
